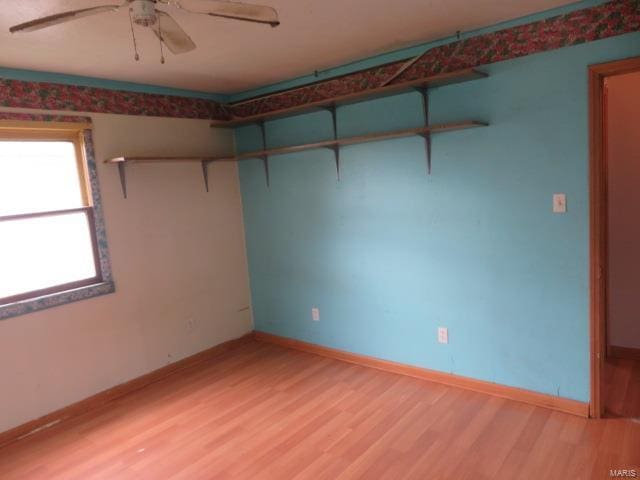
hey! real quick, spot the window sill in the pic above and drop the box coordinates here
[0,281,115,321]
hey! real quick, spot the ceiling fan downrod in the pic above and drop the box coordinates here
[157,20,166,64]
[128,7,141,61]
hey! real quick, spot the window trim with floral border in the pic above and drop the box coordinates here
[0,115,114,320]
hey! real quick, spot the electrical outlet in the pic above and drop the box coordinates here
[187,318,195,332]
[438,327,448,344]
[311,307,320,321]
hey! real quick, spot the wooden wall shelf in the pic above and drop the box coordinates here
[108,68,489,198]
[105,156,224,164]
[210,68,488,128]
[219,121,486,162]
[105,121,484,166]
[105,120,487,197]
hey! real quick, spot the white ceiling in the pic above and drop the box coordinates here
[0,0,576,95]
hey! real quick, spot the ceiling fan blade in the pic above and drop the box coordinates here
[172,0,280,27]
[9,5,122,33]
[153,11,196,54]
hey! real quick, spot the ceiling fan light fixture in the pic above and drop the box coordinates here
[131,0,158,27]
[8,0,280,59]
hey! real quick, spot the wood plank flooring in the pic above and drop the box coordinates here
[605,356,640,419]
[0,340,638,479]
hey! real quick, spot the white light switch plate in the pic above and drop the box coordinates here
[311,307,320,321]
[438,327,448,344]
[553,193,567,213]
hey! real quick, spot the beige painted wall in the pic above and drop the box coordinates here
[0,108,252,433]
[606,71,640,350]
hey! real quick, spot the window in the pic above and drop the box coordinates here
[0,122,110,309]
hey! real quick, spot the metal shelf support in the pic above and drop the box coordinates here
[414,87,432,175]
[117,162,128,199]
[258,121,270,187]
[202,160,211,192]
[321,105,340,180]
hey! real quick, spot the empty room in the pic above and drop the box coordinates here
[0,0,639,478]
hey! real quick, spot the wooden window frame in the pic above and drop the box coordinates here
[0,122,105,307]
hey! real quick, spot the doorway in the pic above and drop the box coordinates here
[590,57,640,419]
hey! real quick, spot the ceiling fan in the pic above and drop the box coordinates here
[9,0,280,61]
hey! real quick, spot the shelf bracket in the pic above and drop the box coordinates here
[258,121,270,187]
[201,160,211,192]
[261,155,270,187]
[414,87,432,175]
[117,162,128,199]
[323,146,340,181]
[321,105,340,180]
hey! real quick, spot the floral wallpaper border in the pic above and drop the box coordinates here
[0,79,231,121]
[0,112,94,123]
[0,113,115,320]
[229,0,640,118]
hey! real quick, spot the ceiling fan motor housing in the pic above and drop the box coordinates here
[131,0,158,27]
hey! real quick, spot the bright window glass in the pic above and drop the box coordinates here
[0,141,85,216]
[0,212,97,299]
[0,129,101,304]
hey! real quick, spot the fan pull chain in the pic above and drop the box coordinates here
[158,18,165,64]
[128,8,140,61]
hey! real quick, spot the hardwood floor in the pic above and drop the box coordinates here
[605,356,640,419]
[0,340,638,479]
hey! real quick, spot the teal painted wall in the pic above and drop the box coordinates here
[236,32,640,403]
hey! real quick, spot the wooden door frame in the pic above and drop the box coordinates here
[589,56,640,418]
